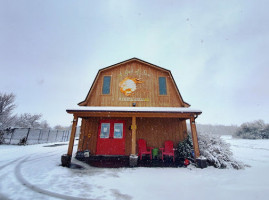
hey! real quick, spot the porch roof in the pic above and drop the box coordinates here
[66,106,202,119]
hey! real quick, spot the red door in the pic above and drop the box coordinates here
[96,120,125,155]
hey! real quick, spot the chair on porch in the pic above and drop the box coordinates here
[138,139,153,160]
[160,140,175,162]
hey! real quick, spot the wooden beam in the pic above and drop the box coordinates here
[67,111,198,119]
[131,116,137,155]
[190,117,200,159]
[67,115,78,156]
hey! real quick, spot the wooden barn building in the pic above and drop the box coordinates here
[63,58,202,167]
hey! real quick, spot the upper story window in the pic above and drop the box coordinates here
[159,77,167,95]
[102,76,111,94]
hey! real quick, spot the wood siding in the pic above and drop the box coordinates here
[83,60,185,107]
[136,118,188,151]
[78,117,188,155]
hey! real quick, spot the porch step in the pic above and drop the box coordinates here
[85,155,129,168]
[77,155,184,168]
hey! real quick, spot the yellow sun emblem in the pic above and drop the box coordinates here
[119,77,142,96]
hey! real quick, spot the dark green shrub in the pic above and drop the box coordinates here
[177,134,193,158]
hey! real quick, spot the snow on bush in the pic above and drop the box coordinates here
[177,132,244,169]
[198,133,245,169]
[235,120,269,139]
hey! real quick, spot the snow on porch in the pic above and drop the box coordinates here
[66,106,202,114]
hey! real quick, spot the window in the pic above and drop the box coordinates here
[102,76,111,94]
[159,77,167,95]
[100,123,110,138]
[114,123,123,138]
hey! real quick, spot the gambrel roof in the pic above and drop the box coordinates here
[78,57,190,107]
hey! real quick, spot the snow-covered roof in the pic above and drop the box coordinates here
[66,106,202,114]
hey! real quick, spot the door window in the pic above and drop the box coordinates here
[114,123,123,138]
[100,123,110,138]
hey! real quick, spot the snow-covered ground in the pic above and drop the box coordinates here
[0,136,269,200]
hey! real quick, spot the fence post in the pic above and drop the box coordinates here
[47,130,50,143]
[25,128,31,145]
[67,130,70,141]
[61,130,65,142]
[9,129,15,144]
[37,129,42,144]
[56,130,58,142]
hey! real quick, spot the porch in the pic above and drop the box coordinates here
[76,155,186,168]
[62,106,202,167]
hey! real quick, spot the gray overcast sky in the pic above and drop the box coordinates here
[1,0,269,127]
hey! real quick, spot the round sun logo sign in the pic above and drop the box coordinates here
[119,77,142,96]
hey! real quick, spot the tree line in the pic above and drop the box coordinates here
[234,120,269,139]
[0,92,69,130]
[191,121,269,140]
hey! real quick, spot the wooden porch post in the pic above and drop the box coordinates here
[67,115,78,156]
[131,116,137,155]
[190,117,200,159]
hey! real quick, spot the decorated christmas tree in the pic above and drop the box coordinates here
[177,134,193,158]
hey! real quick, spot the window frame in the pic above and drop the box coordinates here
[100,123,110,138]
[158,76,168,96]
[101,75,112,95]
[113,123,124,139]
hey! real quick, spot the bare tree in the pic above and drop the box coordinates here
[0,93,16,130]
[40,120,50,129]
[54,125,69,130]
[15,113,42,128]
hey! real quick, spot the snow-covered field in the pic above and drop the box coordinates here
[0,136,269,200]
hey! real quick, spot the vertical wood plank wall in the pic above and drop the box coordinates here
[78,117,188,155]
[136,118,187,150]
[85,61,185,107]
